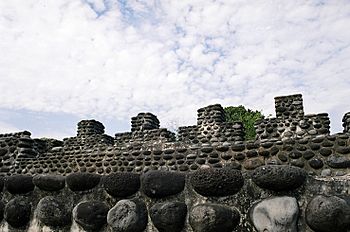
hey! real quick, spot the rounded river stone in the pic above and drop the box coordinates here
[189,204,240,232]
[141,170,185,198]
[33,175,65,191]
[5,175,34,194]
[190,168,244,196]
[252,165,306,191]
[150,202,187,232]
[36,196,71,227]
[66,173,100,191]
[102,172,140,197]
[306,195,350,232]
[73,201,109,231]
[251,196,299,232]
[107,199,148,232]
[4,197,31,228]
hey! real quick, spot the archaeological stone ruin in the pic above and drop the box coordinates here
[0,94,349,232]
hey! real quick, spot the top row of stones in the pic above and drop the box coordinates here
[0,165,307,198]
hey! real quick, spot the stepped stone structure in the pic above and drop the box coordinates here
[0,94,348,232]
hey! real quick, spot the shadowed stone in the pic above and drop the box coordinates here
[33,175,65,191]
[141,171,185,198]
[327,155,350,168]
[73,201,109,231]
[252,165,306,191]
[107,199,148,232]
[306,195,350,232]
[66,173,100,191]
[102,172,140,197]
[36,196,71,227]
[150,202,187,232]
[250,196,299,232]
[5,175,34,194]
[0,176,4,192]
[189,204,240,232]
[0,201,4,222]
[190,168,244,196]
[5,197,31,228]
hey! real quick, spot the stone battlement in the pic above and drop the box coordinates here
[0,94,348,231]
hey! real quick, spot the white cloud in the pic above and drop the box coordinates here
[0,0,350,136]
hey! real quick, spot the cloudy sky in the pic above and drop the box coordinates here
[0,0,349,139]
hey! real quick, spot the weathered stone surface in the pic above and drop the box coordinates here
[5,175,34,194]
[243,158,264,170]
[73,201,109,231]
[5,197,31,228]
[189,204,240,232]
[308,158,324,169]
[66,173,100,191]
[0,176,4,191]
[0,201,4,221]
[107,199,148,232]
[102,172,140,197]
[306,195,350,232]
[327,155,350,168]
[250,196,299,232]
[141,170,185,198]
[252,165,306,191]
[190,168,244,196]
[33,175,65,191]
[150,202,187,232]
[36,196,71,227]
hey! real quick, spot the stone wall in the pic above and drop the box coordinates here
[255,94,330,140]
[0,94,349,232]
[0,168,348,232]
[9,133,350,177]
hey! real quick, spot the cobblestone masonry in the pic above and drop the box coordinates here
[0,94,348,232]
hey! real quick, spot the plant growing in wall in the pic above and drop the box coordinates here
[224,105,264,140]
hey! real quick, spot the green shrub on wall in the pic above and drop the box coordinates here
[224,105,264,140]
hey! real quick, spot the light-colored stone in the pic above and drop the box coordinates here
[251,196,299,232]
[107,199,147,232]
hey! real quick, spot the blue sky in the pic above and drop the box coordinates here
[0,0,350,139]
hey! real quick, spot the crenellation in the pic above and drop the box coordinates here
[0,94,348,232]
[342,112,350,133]
[274,94,304,119]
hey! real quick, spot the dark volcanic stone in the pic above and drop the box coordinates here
[278,153,288,162]
[288,151,302,159]
[319,148,332,156]
[107,199,148,232]
[308,158,324,169]
[73,201,109,231]
[327,155,350,168]
[252,165,306,191]
[102,173,140,197]
[141,171,185,198]
[33,175,65,191]
[306,195,350,232]
[36,196,71,227]
[303,151,315,160]
[6,175,34,194]
[66,173,100,191]
[189,204,240,232]
[336,146,350,154]
[5,197,31,228]
[0,201,4,221]
[190,168,244,196]
[150,202,187,232]
[0,148,7,156]
[0,176,4,191]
